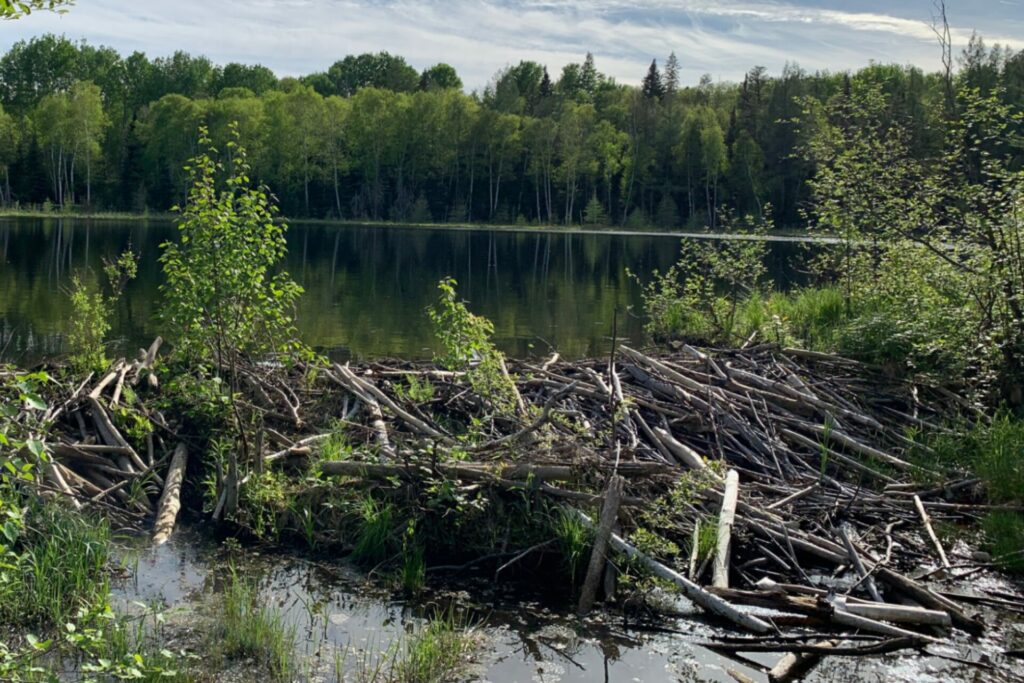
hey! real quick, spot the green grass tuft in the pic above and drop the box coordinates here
[0,502,111,628]
[217,572,297,681]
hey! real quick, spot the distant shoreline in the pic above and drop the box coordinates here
[0,209,832,242]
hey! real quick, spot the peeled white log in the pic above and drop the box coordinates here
[713,469,740,589]
[841,600,952,627]
[830,599,940,642]
[152,444,188,546]
[653,427,709,472]
[914,494,951,569]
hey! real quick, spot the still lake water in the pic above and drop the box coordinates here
[0,218,802,363]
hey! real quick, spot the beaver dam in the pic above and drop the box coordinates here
[12,339,1024,681]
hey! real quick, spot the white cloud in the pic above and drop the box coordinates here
[2,0,1022,90]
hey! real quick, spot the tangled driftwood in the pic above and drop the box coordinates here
[16,339,1023,681]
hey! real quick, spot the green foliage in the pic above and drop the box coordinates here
[0,501,110,628]
[159,123,306,365]
[792,82,1024,395]
[237,471,288,541]
[352,496,396,565]
[339,609,477,683]
[928,415,1024,505]
[157,368,232,443]
[632,208,772,345]
[391,611,476,683]
[983,512,1024,574]
[0,0,72,19]
[428,277,518,414]
[550,507,592,587]
[394,375,435,404]
[400,521,426,593]
[66,250,137,374]
[582,194,605,225]
[217,572,296,681]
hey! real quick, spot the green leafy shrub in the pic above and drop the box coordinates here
[159,123,306,366]
[66,250,137,374]
[632,208,772,346]
[428,277,518,414]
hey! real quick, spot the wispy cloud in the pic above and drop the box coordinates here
[3,0,1022,90]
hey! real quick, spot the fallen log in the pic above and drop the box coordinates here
[875,568,983,635]
[915,494,951,569]
[768,641,837,683]
[713,469,739,589]
[574,510,773,634]
[152,444,188,546]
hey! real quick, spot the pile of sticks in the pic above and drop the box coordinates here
[17,340,1022,680]
[25,338,188,545]
[310,344,1015,679]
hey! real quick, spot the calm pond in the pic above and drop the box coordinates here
[4,217,1020,681]
[0,217,803,363]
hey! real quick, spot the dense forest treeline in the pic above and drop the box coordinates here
[1,34,1023,226]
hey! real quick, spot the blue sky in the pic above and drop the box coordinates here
[3,1,1024,90]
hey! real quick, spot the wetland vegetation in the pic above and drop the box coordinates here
[2,4,1024,682]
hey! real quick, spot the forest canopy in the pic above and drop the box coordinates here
[1,33,1022,226]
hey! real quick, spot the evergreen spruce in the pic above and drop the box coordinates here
[663,52,680,97]
[539,67,553,98]
[641,59,664,99]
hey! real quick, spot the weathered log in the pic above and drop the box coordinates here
[152,444,188,545]
[132,337,163,387]
[713,469,739,589]
[89,360,125,400]
[830,600,940,642]
[837,523,883,603]
[577,475,624,616]
[768,641,836,682]
[43,462,82,510]
[653,427,709,471]
[264,433,333,464]
[914,494,951,569]
[840,600,952,627]
[332,364,451,442]
[87,397,151,477]
[875,567,983,635]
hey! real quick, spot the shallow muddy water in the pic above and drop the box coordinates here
[108,527,1023,682]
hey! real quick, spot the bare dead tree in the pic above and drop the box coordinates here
[930,0,956,116]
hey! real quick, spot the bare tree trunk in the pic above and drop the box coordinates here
[333,165,343,218]
[86,147,92,209]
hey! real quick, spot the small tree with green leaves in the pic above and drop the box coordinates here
[160,123,307,515]
[632,208,772,345]
[160,123,305,367]
[583,194,605,225]
[66,250,137,374]
[428,277,518,416]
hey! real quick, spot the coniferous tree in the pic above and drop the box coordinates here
[663,52,680,97]
[641,59,664,99]
[580,52,598,97]
[539,67,553,98]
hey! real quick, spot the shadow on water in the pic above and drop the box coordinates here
[0,217,804,364]
[110,527,1022,683]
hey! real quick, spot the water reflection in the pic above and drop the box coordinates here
[0,218,799,363]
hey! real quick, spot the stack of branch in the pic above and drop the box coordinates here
[21,339,1018,679]
[300,346,1007,677]
[27,339,188,543]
